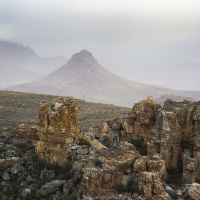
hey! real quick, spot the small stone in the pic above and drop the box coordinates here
[37,180,66,196]
[52,191,63,200]
[21,188,31,198]
[2,172,10,181]
[10,163,24,174]
[184,183,200,200]
[63,179,74,194]
[40,169,55,180]
[77,148,89,155]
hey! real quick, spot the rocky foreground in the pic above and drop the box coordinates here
[1,96,200,200]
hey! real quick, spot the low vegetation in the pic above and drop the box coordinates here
[78,138,92,147]
[0,90,129,133]
[115,178,139,194]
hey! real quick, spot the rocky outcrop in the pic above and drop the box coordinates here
[183,183,200,200]
[152,100,200,183]
[36,97,82,166]
[100,97,200,195]
[133,154,169,199]
[39,97,79,134]
[81,142,139,197]
[9,96,200,199]
[101,96,161,145]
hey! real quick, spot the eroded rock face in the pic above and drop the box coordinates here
[148,110,182,169]
[134,154,168,199]
[81,142,139,197]
[38,100,49,133]
[100,97,200,194]
[36,97,81,166]
[39,97,79,134]
[33,97,200,198]
[101,96,161,145]
[157,100,200,183]
[184,183,200,200]
[17,124,39,141]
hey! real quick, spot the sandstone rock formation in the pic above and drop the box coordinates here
[30,96,200,199]
[36,97,81,166]
[153,100,200,183]
[183,183,200,200]
[133,154,169,199]
[101,97,200,187]
[81,142,139,197]
[101,96,161,145]
[17,124,39,141]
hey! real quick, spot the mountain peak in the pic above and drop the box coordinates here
[79,49,92,55]
[74,49,94,59]
[67,49,98,67]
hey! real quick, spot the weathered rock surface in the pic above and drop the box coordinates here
[4,96,200,199]
[183,183,200,200]
[36,97,82,166]
[37,180,66,196]
[82,142,139,197]
[101,96,161,145]
[98,97,200,198]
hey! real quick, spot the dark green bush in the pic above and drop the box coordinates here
[64,193,78,200]
[114,183,126,193]
[101,136,111,148]
[38,159,72,174]
[129,139,147,155]
[78,138,91,147]
[64,161,73,171]
[94,159,103,168]
[115,178,139,194]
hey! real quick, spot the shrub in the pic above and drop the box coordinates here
[78,138,91,147]
[115,178,139,194]
[126,178,139,193]
[94,159,103,168]
[115,183,126,193]
[38,159,72,174]
[129,139,147,155]
[101,136,111,148]
[64,193,78,200]
[64,160,73,171]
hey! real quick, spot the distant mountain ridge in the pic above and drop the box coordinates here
[155,95,195,107]
[0,40,67,88]
[6,49,200,107]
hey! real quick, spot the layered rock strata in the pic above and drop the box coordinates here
[101,97,200,185]
[101,96,161,145]
[81,142,139,197]
[36,97,81,166]
[17,124,39,141]
[134,154,170,200]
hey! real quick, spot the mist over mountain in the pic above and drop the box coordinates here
[0,40,67,88]
[6,49,200,107]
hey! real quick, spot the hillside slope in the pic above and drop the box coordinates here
[7,49,200,107]
[0,90,129,133]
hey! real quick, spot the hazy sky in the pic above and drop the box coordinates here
[0,0,200,90]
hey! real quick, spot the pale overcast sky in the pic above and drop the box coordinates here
[0,0,200,90]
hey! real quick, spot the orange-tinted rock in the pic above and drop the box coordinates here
[38,100,49,132]
[36,97,81,166]
[17,124,39,141]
